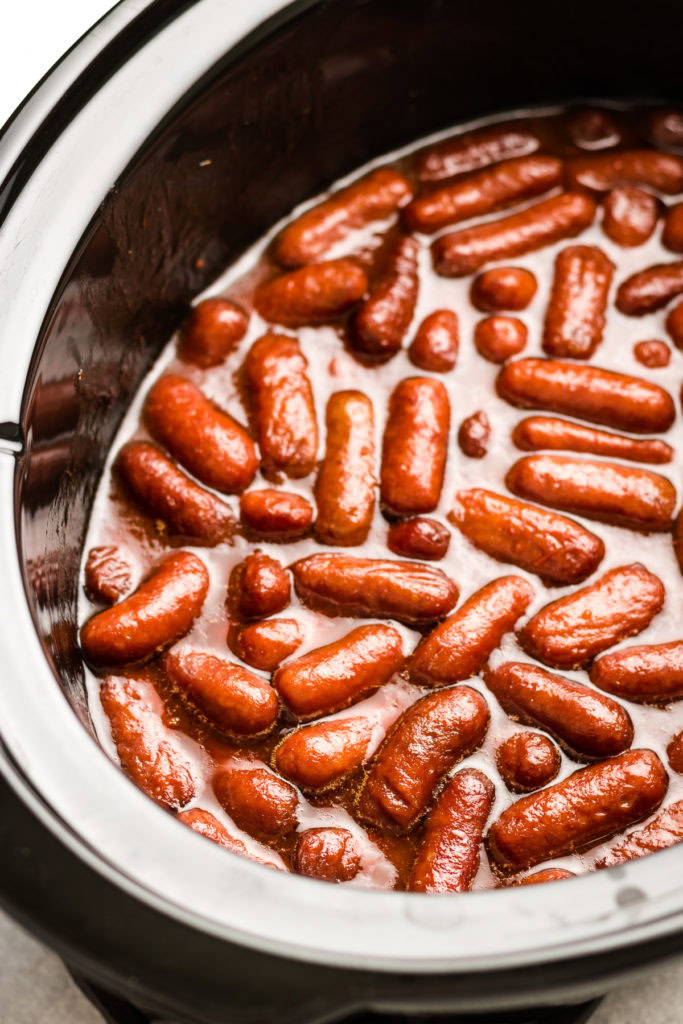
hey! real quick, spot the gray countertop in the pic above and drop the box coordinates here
[0,909,681,1023]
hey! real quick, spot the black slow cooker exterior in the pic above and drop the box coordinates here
[2,0,683,1020]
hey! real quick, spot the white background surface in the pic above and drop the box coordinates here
[0,2,682,1021]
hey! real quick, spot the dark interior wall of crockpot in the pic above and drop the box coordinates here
[17,0,683,727]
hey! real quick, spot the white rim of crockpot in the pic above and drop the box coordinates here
[0,0,683,977]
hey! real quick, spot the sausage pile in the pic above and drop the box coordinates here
[80,104,683,890]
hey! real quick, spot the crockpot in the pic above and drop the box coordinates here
[1,1,683,1020]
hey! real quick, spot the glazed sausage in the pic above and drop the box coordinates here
[229,552,290,620]
[668,732,683,774]
[487,749,668,872]
[315,391,375,546]
[662,203,683,253]
[240,489,314,540]
[116,441,234,544]
[484,661,634,759]
[432,193,596,277]
[568,107,620,150]
[275,716,375,791]
[84,545,131,604]
[616,260,683,315]
[409,576,534,687]
[295,828,361,882]
[542,245,614,359]
[666,301,683,348]
[243,333,318,479]
[408,768,495,893]
[497,358,675,434]
[415,122,539,182]
[602,187,658,247]
[380,377,450,515]
[351,236,419,359]
[590,641,683,704]
[511,868,575,886]
[634,340,671,368]
[291,552,459,626]
[518,564,665,670]
[177,808,249,855]
[387,518,450,561]
[253,260,367,326]
[645,109,683,150]
[495,732,560,793]
[673,510,683,576]
[81,551,209,666]
[505,454,676,533]
[595,800,683,869]
[144,375,258,493]
[565,150,683,193]
[471,267,537,312]
[272,623,404,719]
[356,686,490,832]
[474,316,528,363]
[274,167,412,266]
[214,766,298,836]
[457,410,490,458]
[178,297,248,367]
[100,676,197,809]
[164,649,279,736]
[403,155,563,233]
[228,618,304,672]
[408,310,459,372]
[448,489,605,586]
[512,416,673,465]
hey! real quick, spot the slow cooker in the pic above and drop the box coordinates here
[1,0,683,1020]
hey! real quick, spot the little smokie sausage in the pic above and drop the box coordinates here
[291,552,459,626]
[351,236,419,360]
[240,489,313,540]
[590,641,683,704]
[253,260,367,326]
[487,749,668,872]
[484,661,634,759]
[164,649,279,736]
[116,442,234,544]
[602,187,658,247]
[542,245,614,359]
[178,298,248,367]
[511,868,575,886]
[408,768,495,893]
[81,552,209,666]
[315,391,376,546]
[512,416,673,465]
[229,552,290,620]
[275,716,375,791]
[565,150,683,193]
[144,375,258,493]
[177,808,284,869]
[448,489,604,586]
[100,676,197,809]
[415,121,540,182]
[295,828,361,882]
[458,411,490,458]
[432,193,596,277]
[471,267,537,312]
[228,619,304,672]
[505,454,676,533]
[595,800,683,869]
[616,260,683,315]
[243,333,318,479]
[356,686,489,832]
[497,358,675,434]
[380,377,450,515]
[214,766,298,836]
[403,155,563,233]
[274,167,412,267]
[272,624,404,719]
[409,576,534,686]
[495,733,560,793]
[518,564,665,670]
[387,518,451,561]
[409,310,459,372]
